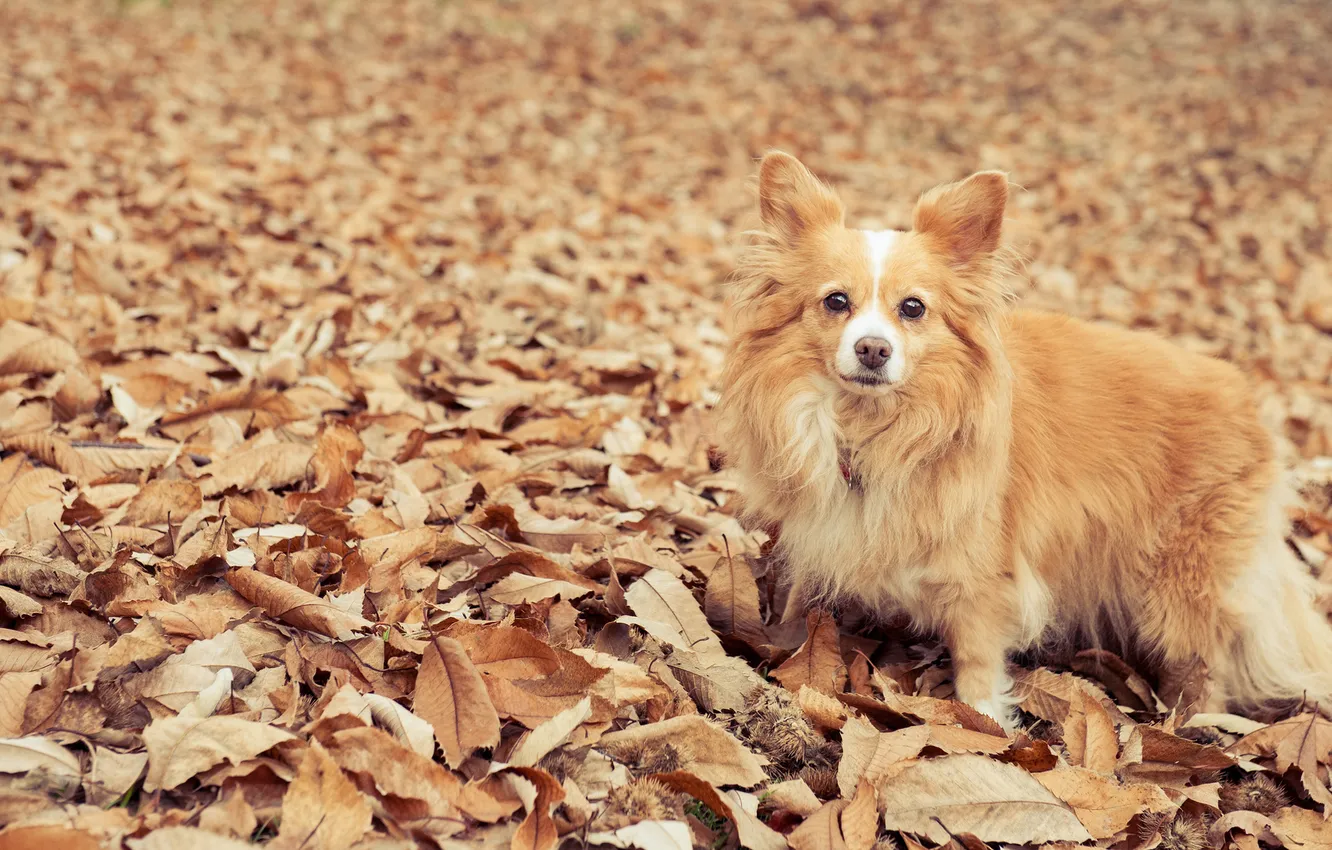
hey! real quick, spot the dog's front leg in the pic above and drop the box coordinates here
[941,592,1021,733]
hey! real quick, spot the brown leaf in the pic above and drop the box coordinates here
[836,718,930,797]
[127,826,268,849]
[0,549,83,597]
[122,479,203,527]
[605,559,631,618]
[926,725,1012,755]
[452,624,562,679]
[1119,725,1234,785]
[773,610,846,695]
[142,714,294,791]
[508,766,566,850]
[85,747,149,807]
[414,636,500,767]
[789,799,849,850]
[1034,762,1174,839]
[0,826,102,850]
[840,780,879,850]
[270,742,373,850]
[286,423,364,510]
[507,696,592,767]
[0,321,79,376]
[878,754,1092,844]
[1064,687,1118,773]
[598,714,768,788]
[0,586,41,619]
[652,768,785,850]
[623,567,723,654]
[1274,713,1332,813]
[0,736,81,778]
[0,672,43,737]
[704,550,766,646]
[488,572,596,604]
[997,735,1058,773]
[195,441,316,497]
[518,515,610,553]
[796,685,848,731]
[1071,649,1155,713]
[225,567,372,639]
[324,725,507,827]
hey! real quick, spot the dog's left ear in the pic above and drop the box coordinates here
[912,171,1009,266]
[757,151,845,243]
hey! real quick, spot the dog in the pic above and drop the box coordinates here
[714,151,1332,729]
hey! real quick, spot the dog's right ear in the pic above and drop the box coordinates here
[758,152,845,242]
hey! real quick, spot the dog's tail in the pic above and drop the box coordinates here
[1219,484,1332,711]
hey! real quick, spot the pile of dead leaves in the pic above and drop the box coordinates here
[3,0,1332,847]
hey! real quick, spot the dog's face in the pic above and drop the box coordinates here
[733,153,1011,402]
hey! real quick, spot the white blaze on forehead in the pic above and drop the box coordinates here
[835,230,906,382]
[863,230,900,290]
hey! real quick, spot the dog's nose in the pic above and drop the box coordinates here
[855,337,893,369]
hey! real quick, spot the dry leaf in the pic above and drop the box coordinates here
[837,718,929,797]
[225,567,372,639]
[415,636,501,767]
[879,754,1092,844]
[142,714,294,791]
[704,551,766,646]
[586,821,692,850]
[623,568,723,654]
[0,672,43,736]
[598,714,767,787]
[773,611,846,695]
[270,742,373,850]
[362,692,436,758]
[789,799,849,850]
[1034,762,1174,839]
[488,572,596,604]
[1064,687,1118,773]
[507,696,592,767]
[0,736,82,778]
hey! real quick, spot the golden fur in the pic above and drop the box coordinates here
[716,151,1332,727]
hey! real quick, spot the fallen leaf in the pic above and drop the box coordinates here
[878,753,1092,844]
[0,736,82,778]
[507,696,592,767]
[1064,687,1118,773]
[1034,762,1174,839]
[1119,725,1234,785]
[488,572,596,604]
[362,692,436,758]
[789,799,849,850]
[586,821,693,850]
[623,568,723,654]
[704,550,767,646]
[840,780,878,850]
[269,741,373,850]
[142,714,294,791]
[598,714,767,788]
[414,636,501,767]
[837,718,929,797]
[773,610,846,695]
[225,567,372,639]
[0,672,42,736]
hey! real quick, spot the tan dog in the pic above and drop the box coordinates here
[715,151,1332,728]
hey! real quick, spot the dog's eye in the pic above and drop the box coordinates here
[899,297,926,320]
[823,292,850,313]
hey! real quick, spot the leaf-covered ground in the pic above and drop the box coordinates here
[2,0,1332,848]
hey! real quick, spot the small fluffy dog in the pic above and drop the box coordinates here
[715,151,1332,728]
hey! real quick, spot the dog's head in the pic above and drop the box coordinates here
[728,152,1013,400]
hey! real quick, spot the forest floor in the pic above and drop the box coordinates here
[2,0,1332,847]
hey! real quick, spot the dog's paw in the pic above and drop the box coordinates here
[970,695,1021,735]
